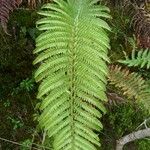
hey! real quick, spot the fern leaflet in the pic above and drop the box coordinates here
[119,49,150,69]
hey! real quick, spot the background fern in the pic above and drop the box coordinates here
[109,65,150,111]
[0,0,22,33]
[34,0,111,149]
[106,0,150,48]
[119,48,150,69]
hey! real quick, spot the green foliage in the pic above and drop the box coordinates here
[20,139,32,150]
[137,139,150,150]
[7,116,24,130]
[3,99,11,108]
[20,78,35,92]
[11,78,35,96]
[34,0,110,149]
[119,48,150,69]
[108,103,149,137]
[107,7,133,63]
[101,102,149,149]
[1,0,150,149]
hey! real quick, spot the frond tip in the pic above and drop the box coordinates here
[34,0,111,149]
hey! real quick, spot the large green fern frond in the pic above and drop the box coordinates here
[33,0,111,149]
[119,49,150,69]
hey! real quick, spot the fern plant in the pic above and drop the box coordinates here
[107,0,150,48]
[109,65,146,99]
[119,49,150,69]
[34,0,111,149]
[109,65,150,110]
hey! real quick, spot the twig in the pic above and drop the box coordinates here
[0,137,39,150]
[41,131,46,150]
[116,128,150,150]
[0,137,52,150]
[136,117,150,130]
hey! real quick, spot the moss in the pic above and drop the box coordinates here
[100,102,149,150]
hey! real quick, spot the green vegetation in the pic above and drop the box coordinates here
[34,1,110,149]
[0,0,150,149]
[101,102,150,149]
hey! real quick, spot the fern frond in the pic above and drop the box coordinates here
[119,48,150,69]
[109,65,150,110]
[133,8,150,48]
[108,65,146,99]
[108,0,150,48]
[0,0,22,33]
[34,0,110,149]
